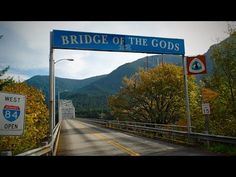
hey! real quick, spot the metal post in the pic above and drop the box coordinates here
[58,91,60,122]
[162,54,164,64]
[156,56,158,66]
[205,114,210,148]
[146,56,148,70]
[182,55,191,133]
[53,67,56,128]
[205,114,209,134]
[49,31,54,144]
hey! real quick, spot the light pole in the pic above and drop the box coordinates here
[58,91,60,123]
[49,53,74,145]
[55,58,74,64]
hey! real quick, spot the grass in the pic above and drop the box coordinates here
[207,143,236,155]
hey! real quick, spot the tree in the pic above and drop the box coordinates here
[108,64,200,124]
[0,83,49,155]
[0,66,14,90]
[201,29,236,136]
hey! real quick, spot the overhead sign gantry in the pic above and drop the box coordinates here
[49,30,191,141]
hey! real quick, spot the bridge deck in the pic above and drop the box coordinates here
[56,119,218,156]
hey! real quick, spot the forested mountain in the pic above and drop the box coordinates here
[25,75,106,104]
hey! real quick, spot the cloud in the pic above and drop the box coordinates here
[0,22,49,70]
[0,70,31,82]
[54,49,147,79]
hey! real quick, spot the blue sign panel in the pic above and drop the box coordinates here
[3,105,20,122]
[52,30,185,55]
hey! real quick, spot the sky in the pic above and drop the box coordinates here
[0,21,235,81]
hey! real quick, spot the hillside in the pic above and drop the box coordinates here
[74,54,182,95]
[25,75,106,104]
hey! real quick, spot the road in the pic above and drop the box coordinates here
[56,119,218,156]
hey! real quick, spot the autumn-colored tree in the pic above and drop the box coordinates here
[0,83,49,155]
[109,64,200,124]
[201,28,236,136]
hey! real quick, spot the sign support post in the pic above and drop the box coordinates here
[182,55,192,133]
[202,103,210,147]
[202,103,210,134]
[49,31,54,145]
[205,113,210,147]
[205,114,209,134]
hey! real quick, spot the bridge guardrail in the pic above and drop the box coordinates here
[79,118,236,146]
[16,121,62,156]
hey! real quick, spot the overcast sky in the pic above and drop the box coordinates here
[0,21,235,81]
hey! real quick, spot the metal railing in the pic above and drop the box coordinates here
[79,118,236,146]
[16,121,62,156]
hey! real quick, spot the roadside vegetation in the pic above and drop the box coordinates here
[0,66,49,155]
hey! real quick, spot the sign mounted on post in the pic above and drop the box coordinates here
[187,55,207,75]
[0,92,26,135]
[202,103,210,115]
[52,30,185,55]
[202,88,219,102]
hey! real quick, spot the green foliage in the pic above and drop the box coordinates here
[201,29,236,136]
[208,143,236,155]
[109,64,200,124]
[25,75,106,105]
[0,83,49,155]
[0,66,10,77]
[0,66,14,90]
[66,93,109,118]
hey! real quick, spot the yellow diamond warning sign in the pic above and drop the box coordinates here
[201,88,219,102]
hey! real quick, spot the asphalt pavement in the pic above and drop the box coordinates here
[56,119,219,156]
